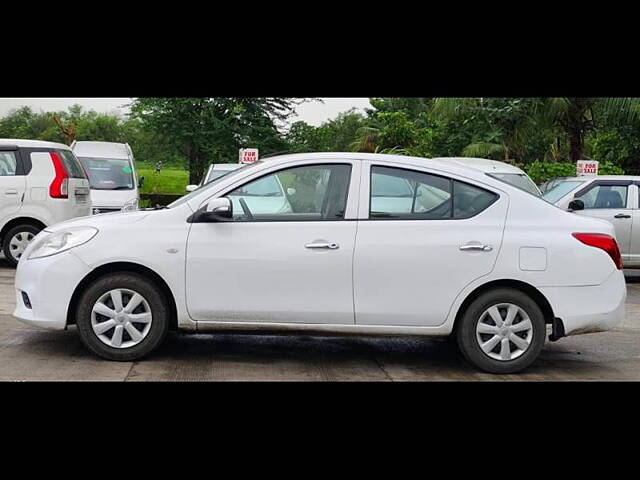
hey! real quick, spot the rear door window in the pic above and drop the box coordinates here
[370,166,498,220]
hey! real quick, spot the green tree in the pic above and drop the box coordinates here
[433,97,640,163]
[286,109,369,153]
[130,98,308,183]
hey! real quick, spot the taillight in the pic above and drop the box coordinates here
[572,233,623,270]
[49,152,69,198]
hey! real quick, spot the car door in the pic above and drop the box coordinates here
[185,160,360,325]
[0,148,26,226]
[626,183,640,268]
[571,180,633,262]
[354,162,508,327]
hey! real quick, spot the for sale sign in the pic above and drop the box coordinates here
[576,160,599,176]
[239,148,259,164]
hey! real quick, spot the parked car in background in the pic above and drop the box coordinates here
[539,176,573,194]
[186,163,244,192]
[438,157,542,197]
[71,141,142,215]
[0,139,91,267]
[14,153,625,373]
[543,175,640,268]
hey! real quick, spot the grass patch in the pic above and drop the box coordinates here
[136,162,189,195]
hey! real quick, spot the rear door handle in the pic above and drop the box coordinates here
[459,244,493,252]
[614,214,631,219]
[305,242,340,250]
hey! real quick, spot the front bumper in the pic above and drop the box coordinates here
[539,269,626,336]
[13,251,91,330]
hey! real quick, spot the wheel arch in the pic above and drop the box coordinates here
[66,261,178,331]
[0,217,47,244]
[451,279,556,335]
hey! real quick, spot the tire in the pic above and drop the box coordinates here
[76,272,169,361]
[2,224,42,268]
[456,288,546,374]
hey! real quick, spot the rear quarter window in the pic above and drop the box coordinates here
[57,150,87,179]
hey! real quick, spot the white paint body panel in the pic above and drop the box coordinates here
[12,153,625,345]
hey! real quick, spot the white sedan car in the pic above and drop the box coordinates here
[13,153,626,373]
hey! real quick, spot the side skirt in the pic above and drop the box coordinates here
[192,321,453,337]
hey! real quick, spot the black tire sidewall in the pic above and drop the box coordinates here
[2,224,42,267]
[456,288,546,374]
[76,272,169,361]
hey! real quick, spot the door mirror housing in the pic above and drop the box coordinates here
[287,187,297,196]
[190,197,233,223]
[138,176,145,189]
[186,184,198,193]
[568,199,585,211]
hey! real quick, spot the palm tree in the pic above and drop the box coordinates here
[433,97,640,162]
[432,98,538,162]
[537,98,640,161]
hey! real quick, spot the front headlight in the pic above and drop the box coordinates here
[121,198,139,212]
[27,227,98,260]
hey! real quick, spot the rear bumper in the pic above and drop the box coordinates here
[539,270,626,336]
[13,251,90,330]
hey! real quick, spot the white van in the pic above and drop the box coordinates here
[0,139,91,266]
[71,141,141,214]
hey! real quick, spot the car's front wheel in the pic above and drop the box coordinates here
[456,288,546,374]
[76,273,169,361]
[2,224,42,267]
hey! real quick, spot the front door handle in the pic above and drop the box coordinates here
[5,189,17,195]
[459,244,493,252]
[305,242,340,250]
[614,213,631,219]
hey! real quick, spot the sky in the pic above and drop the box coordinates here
[0,97,372,127]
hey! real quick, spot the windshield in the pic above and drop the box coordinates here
[78,157,134,190]
[206,170,233,184]
[168,161,264,209]
[488,173,541,196]
[542,180,586,204]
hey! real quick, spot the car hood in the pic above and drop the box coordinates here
[90,189,138,208]
[45,209,151,233]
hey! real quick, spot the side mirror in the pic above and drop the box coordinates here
[186,184,198,193]
[190,197,233,223]
[287,187,297,196]
[138,176,145,188]
[568,199,585,211]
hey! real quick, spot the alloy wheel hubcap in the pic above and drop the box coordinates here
[9,232,35,259]
[475,303,533,361]
[91,289,153,349]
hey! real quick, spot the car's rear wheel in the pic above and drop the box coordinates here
[456,288,546,374]
[76,273,169,361]
[2,224,42,267]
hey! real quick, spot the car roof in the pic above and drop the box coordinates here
[432,157,527,174]
[212,163,244,170]
[72,141,130,159]
[257,152,511,184]
[553,175,640,181]
[0,138,70,150]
